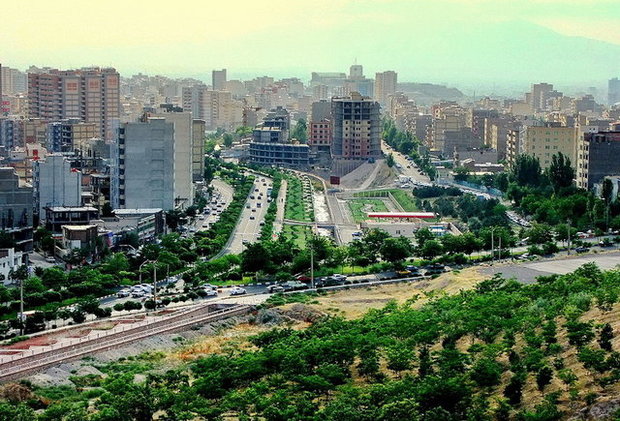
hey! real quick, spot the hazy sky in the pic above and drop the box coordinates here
[3,0,620,88]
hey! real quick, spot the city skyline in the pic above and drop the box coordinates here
[2,0,620,89]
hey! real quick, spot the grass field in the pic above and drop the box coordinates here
[282,224,311,248]
[284,175,313,222]
[348,199,388,223]
[353,189,418,212]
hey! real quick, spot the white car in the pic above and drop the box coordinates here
[230,287,247,296]
[204,289,218,296]
[116,289,131,298]
[131,290,146,298]
[45,256,56,263]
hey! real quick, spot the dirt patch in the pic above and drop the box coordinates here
[306,267,489,319]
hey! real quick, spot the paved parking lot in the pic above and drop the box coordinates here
[483,251,620,284]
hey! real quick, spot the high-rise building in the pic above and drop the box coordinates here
[112,118,175,210]
[192,119,206,182]
[374,71,397,106]
[33,154,82,220]
[27,67,120,140]
[181,85,242,130]
[212,69,227,91]
[152,110,194,207]
[529,83,554,112]
[609,78,620,106]
[1,66,27,95]
[0,167,33,251]
[577,131,620,189]
[331,92,381,159]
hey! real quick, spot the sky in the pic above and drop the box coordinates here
[2,0,620,90]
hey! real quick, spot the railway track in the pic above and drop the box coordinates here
[0,303,252,383]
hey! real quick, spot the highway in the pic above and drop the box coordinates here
[221,174,273,255]
[382,140,432,185]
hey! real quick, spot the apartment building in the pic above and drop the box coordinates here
[27,67,120,140]
[331,92,381,159]
[112,118,175,210]
[374,71,397,106]
[33,154,82,221]
[212,69,227,91]
[576,131,620,190]
[520,123,579,169]
[0,167,33,251]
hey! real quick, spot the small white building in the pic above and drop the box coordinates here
[0,248,26,285]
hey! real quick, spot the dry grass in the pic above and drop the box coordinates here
[305,267,488,319]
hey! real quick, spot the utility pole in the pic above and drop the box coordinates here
[498,236,502,261]
[567,218,571,255]
[310,235,315,290]
[490,228,495,265]
[153,264,157,310]
[19,276,24,336]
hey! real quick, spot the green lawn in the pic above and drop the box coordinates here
[353,189,418,212]
[348,199,389,223]
[284,176,313,222]
[282,224,311,248]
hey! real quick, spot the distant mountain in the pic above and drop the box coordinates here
[398,83,464,101]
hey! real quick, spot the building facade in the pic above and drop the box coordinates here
[0,167,33,251]
[576,131,620,189]
[33,154,82,221]
[521,123,579,169]
[27,67,120,140]
[112,118,176,210]
[331,92,381,159]
[374,71,397,106]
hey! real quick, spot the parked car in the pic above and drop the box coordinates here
[281,281,308,291]
[424,263,446,274]
[575,246,590,253]
[331,274,347,282]
[45,256,56,263]
[230,287,247,295]
[116,289,131,298]
[204,289,218,296]
[266,284,285,293]
[131,290,146,298]
[315,277,341,288]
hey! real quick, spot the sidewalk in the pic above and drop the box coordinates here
[272,179,288,236]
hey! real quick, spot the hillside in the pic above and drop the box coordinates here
[1,264,620,419]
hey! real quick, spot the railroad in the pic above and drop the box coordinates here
[0,303,252,383]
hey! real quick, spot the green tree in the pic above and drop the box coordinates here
[380,237,413,264]
[511,154,543,187]
[222,133,234,148]
[602,178,614,204]
[453,167,470,182]
[536,366,553,391]
[547,152,575,194]
[291,119,308,142]
[418,239,444,260]
[598,323,614,352]
[386,153,395,168]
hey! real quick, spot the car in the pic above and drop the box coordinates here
[281,281,308,291]
[45,256,56,263]
[252,208,256,212]
[259,221,265,226]
[599,239,614,247]
[331,274,347,282]
[263,182,267,186]
[575,246,590,253]
[250,216,255,220]
[204,289,218,296]
[424,263,445,274]
[131,290,146,298]
[257,203,262,208]
[116,289,131,298]
[255,188,259,192]
[295,275,311,282]
[246,204,251,208]
[315,277,341,288]
[189,227,196,233]
[230,287,247,296]
[266,284,285,293]
[250,195,255,199]
[198,215,205,220]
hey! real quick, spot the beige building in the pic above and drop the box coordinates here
[374,71,397,106]
[27,67,120,140]
[520,124,579,169]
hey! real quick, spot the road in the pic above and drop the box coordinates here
[221,174,273,255]
[482,249,620,284]
[272,179,288,236]
[382,140,431,185]
[195,179,235,232]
